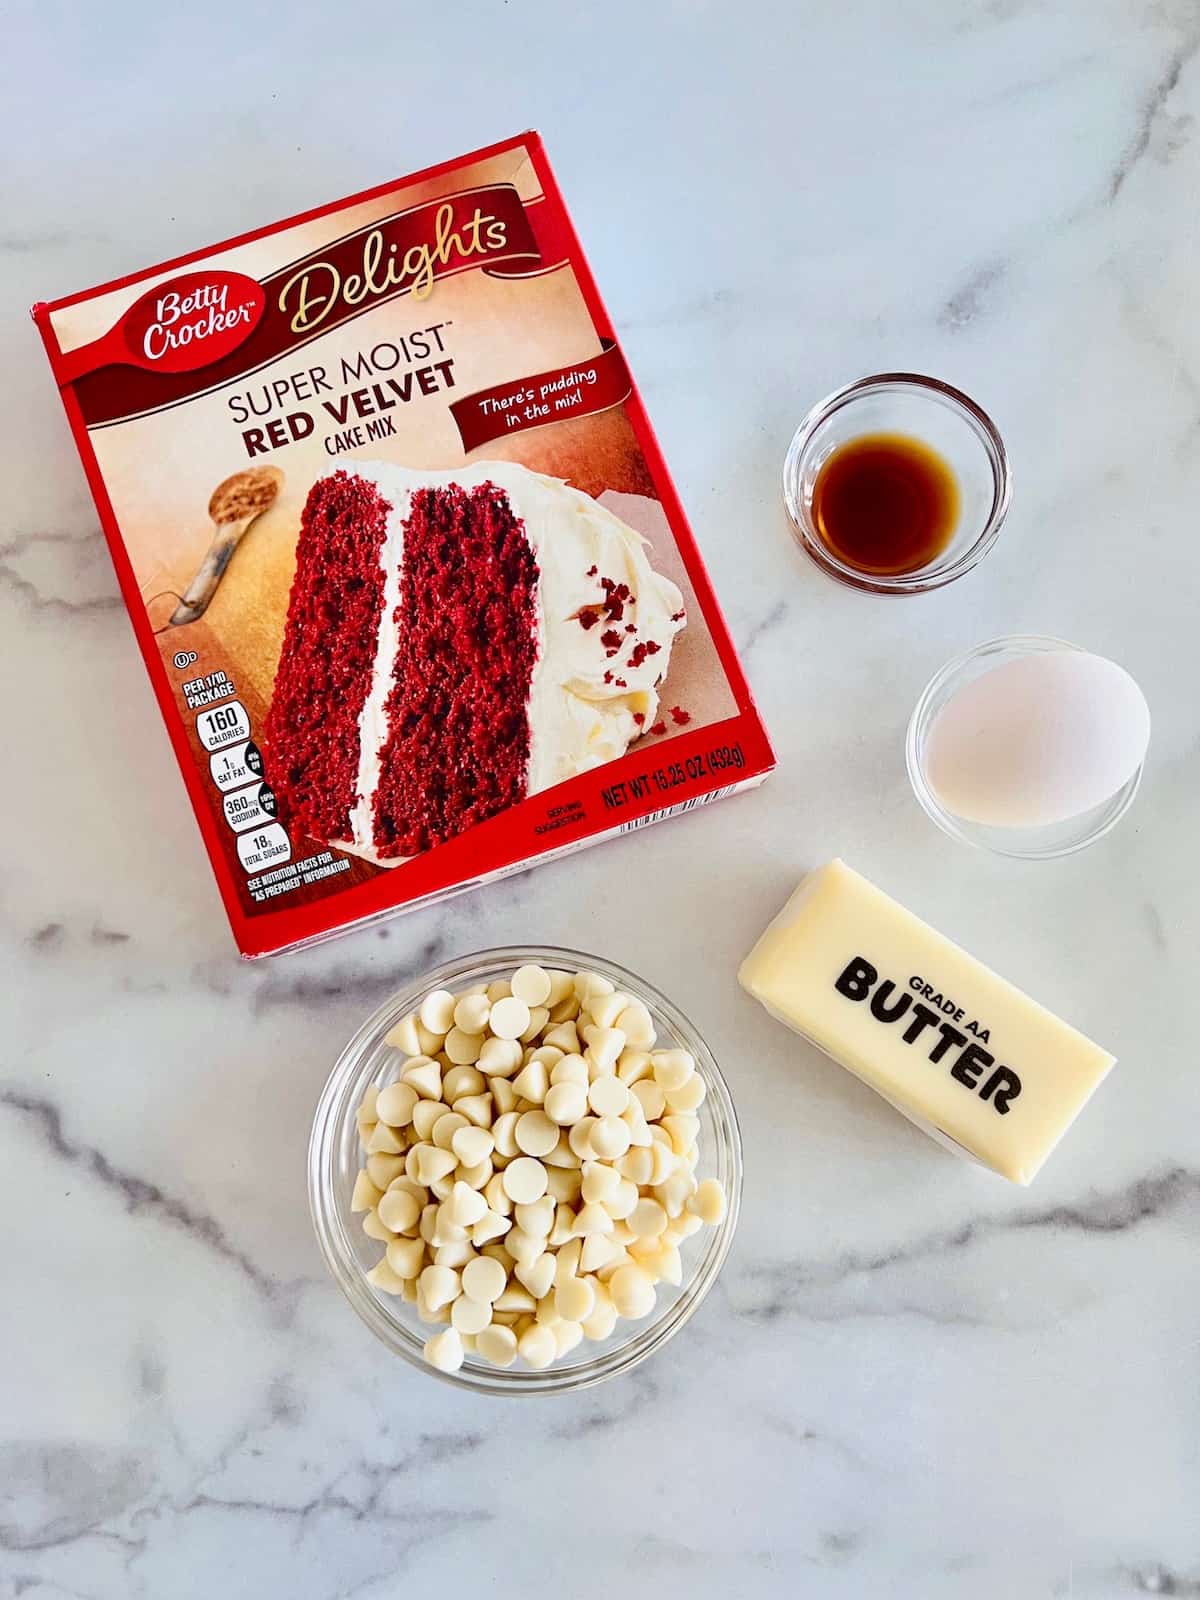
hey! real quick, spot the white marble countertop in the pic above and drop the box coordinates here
[3,1,1198,1595]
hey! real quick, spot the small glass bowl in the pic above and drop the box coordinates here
[308,945,742,1395]
[906,635,1146,859]
[783,372,1011,594]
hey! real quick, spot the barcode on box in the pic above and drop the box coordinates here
[618,786,739,833]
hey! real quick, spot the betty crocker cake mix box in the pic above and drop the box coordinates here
[33,132,774,957]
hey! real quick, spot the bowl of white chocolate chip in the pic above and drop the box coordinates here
[308,947,741,1393]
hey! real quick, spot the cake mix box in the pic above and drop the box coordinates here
[33,132,774,957]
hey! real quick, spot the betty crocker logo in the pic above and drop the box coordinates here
[51,184,544,418]
[120,270,265,373]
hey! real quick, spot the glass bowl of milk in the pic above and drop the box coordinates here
[907,635,1150,859]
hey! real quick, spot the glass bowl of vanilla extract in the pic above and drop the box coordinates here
[783,373,1011,595]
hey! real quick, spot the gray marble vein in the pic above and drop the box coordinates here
[2,1,1198,1597]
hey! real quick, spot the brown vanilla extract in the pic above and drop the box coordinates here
[811,432,960,577]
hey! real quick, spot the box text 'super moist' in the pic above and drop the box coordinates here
[34,133,773,956]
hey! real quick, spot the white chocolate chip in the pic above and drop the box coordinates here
[587,991,629,1029]
[545,1167,582,1204]
[460,1253,507,1305]
[377,1188,421,1233]
[614,1002,656,1049]
[491,1111,520,1159]
[511,1059,549,1104]
[502,1157,549,1205]
[442,1065,486,1103]
[511,964,553,1007]
[567,1116,598,1159]
[580,1161,621,1205]
[444,1027,485,1066]
[471,1207,512,1247]
[453,1093,493,1129]
[451,1125,494,1169]
[588,1075,630,1117]
[488,1077,519,1115]
[580,1232,622,1274]
[617,1049,654,1084]
[547,1203,576,1246]
[423,1326,464,1373]
[431,1111,469,1151]
[647,1139,677,1186]
[606,1178,640,1220]
[411,1098,449,1141]
[585,1028,626,1073]
[544,1080,588,1125]
[514,1196,555,1237]
[366,1122,405,1155]
[418,1263,460,1311]
[376,1081,419,1126]
[459,1156,493,1191]
[657,1170,696,1218]
[573,1202,615,1237]
[402,1058,443,1100]
[415,1021,445,1057]
[554,1320,585,1358]
[652,1049,696,1091]
[629,1198,668,1238]
[554,1236,583,1283]
[419,990,457,1035]
[545,970,575,1006]
[385,1014,422,1055]
[409,1143,457,1186]
[631,1078,666,1121]
[495,1283,537,1314]
[549,1052,589,1086]
[484,1173,513,1216]
[365,1258,406,1294]
[544,1134,581,1170]
[518,1323,557,1369]
[366,1153,406,1190]
[555,1275,595,1323]
[575,971,615,1004]
[662,1113,700,1156]
[609,1263,657,1320]
[581,1286,618,1341]
[453,993,492,1034]
[444,1180,489,1229]
[588,1115,631,1161]
[476,1323,518,1367]
[433,1239,476,1270]
[515,1110,559,1157]
[514,1252,556,1301]
[351,1172,382,1213]
[520,1006,550,1042]
[451,1295,492,1335]
[479,1036,523,1077]
[361,1210,392,1242]
[544,1022,581,1055]
[665,1075,707,1112]
[616,1147,654,1186]
[689,1178,727,1226]
[489,995,531,1040]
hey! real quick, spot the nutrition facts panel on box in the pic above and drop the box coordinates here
[193,699,290,875]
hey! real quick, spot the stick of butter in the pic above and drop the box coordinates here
[738,859,1115,1184]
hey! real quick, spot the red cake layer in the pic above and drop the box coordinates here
[371,483,540,857]
[263,471,389,841]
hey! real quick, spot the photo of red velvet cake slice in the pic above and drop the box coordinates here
[263,461,686,865]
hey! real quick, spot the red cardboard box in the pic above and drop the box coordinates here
[33,132,774,957]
